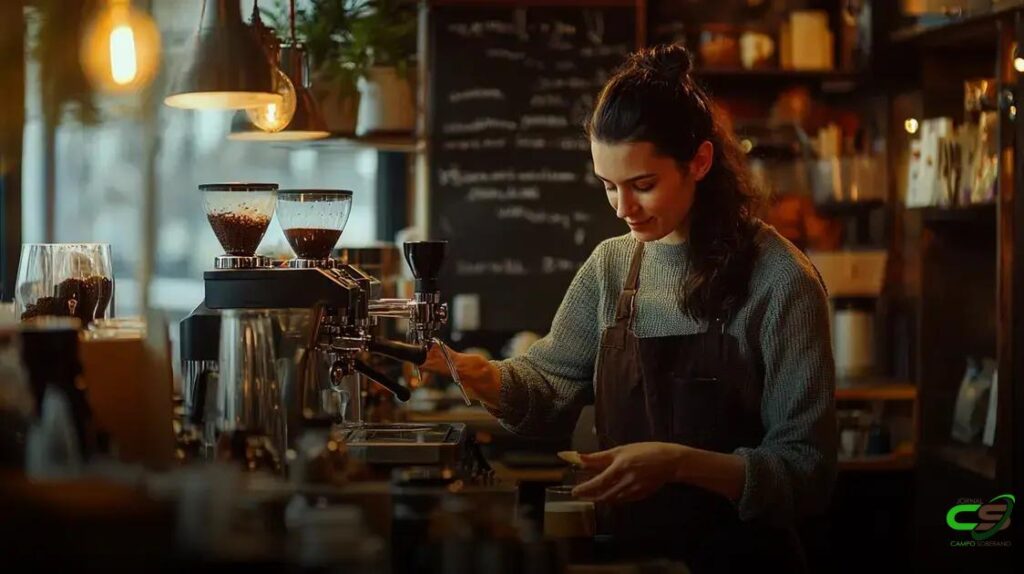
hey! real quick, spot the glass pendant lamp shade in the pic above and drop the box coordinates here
[228,43,329,141]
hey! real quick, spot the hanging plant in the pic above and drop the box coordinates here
[351,0,417,75]
[263,0,369,97]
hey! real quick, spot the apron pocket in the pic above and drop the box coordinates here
[671,375,729,450]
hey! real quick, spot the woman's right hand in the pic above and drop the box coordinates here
[419,343,503,409]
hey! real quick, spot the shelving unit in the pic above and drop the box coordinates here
[889,3,1022,47]
[835,378,919,474]
[885,6,1019,570]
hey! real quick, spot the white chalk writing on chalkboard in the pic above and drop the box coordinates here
[510,137,589,151]
[536,77,593,90]
[542,257,583,274]
[530,94,569,108]
[442,139,509,151]
[530,20,576,37]
[496,205,573,229]
[447,20,519,38]
[516,170,578,183]
[520,115,570,130]
[583,11,606,45]
[559,138,590,151]
[443,118,517,135]
[575,228,586,245]
[555,60,577,72]
[440,168,515,187]
[466,186,541,202]
[578,44,631,58]
[515,137,546,149]
[456,259,529,276]
[449,88,505,103]
[485,48,526,61]
[439,168,577,187]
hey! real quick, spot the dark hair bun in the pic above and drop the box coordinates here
[629,44,694,83]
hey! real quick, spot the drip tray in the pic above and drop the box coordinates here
[337,422,467,466]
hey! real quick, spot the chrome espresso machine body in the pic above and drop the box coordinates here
[179,186,471,473]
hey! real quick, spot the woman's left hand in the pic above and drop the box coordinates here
[572,442,690,503]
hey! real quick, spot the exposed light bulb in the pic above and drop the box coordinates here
[109,24,138,85]
[245,67,297,132]
[81,0,160,94]
[904,118,919,134]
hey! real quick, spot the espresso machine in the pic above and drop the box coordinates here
[180,184,473,473]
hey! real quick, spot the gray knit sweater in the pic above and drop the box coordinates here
[491,221,838,526]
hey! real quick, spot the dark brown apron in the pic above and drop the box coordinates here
[594,240,807,573]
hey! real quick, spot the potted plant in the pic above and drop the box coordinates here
[265,0,368,135]
[350,0,417,136]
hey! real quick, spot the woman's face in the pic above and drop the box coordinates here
[591,140,712,243]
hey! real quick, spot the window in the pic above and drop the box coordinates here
[21,1,379,317]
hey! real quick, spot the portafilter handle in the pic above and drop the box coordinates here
[330,358,411,402]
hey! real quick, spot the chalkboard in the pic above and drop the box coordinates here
[428,3,637,333]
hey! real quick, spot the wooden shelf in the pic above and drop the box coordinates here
[836,380,917,402]
[928,444,997,480]
[693,68,863,93]
[912,203,996,224]
[275,133,422,153]
[839,451,916,472]
[889,5,1018,49]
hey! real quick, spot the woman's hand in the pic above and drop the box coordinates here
[419,343,503,408]
[571,442,690,503]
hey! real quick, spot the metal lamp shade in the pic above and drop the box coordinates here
[228,44,329,141]
[164,0,280,110]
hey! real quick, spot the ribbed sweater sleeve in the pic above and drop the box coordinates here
[733,264,837,525]
[489,248,602,438]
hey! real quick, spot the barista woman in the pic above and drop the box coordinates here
[421,44,837,572]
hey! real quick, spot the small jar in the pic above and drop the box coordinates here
[699,24,741,69]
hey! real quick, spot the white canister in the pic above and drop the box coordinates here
[356,66,415,136]
[833,299,875,379]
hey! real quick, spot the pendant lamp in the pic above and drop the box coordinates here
[229,43,329,141]
[164,0,280,110]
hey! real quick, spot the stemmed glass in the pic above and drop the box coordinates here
[15,243,114,326]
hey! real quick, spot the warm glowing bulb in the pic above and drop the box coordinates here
[109,25,138,85]
[82,0,160,94]
[244,67,297,132]
[904,118,919,134]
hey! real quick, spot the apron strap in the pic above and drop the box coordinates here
[614,240,646,323]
